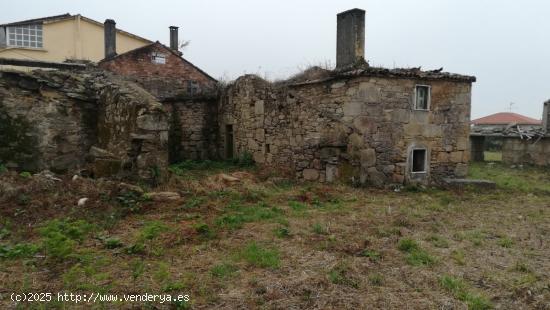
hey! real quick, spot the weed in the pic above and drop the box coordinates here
[39,219,93,260]
[211,263,238,279]
[104,238,123,249]
[406,248,436,266]
[19,171,32,178]
[368,273,384,286]
[274,226,290,238]
[497,237,513,248]
[427,234,449,248]
[116,191,147,213]
[127,221,170,255]
[360,249,381,262]
[163,281,187,292]
[312,222,328,235]
[182,197,205,209]
[289,201,307,212]
[238,242,280,269]
[328,263,359,288]
[194,223,214,239]
[0,243,39,259]
[398,238,436,266]
[451,249,466,266]
[216,203,283,230]
[130,259,145,282]
[514,261,531,273]
[0,163,6,174]
[397,238,419,252]
[439,275,492,310]
[154,262,171,285]
[16,194,30,206]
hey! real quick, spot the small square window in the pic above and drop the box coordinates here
[414,85,430,110]
[151,52,166,64]
[411,149,427,173]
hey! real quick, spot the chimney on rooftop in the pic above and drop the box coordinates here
[336,8,365,68]
[543,100,550,134]
[169,26,179,52]
[104,19,117,59]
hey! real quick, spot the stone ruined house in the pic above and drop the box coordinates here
[219,9,475,186]
[470,101,550,166]
[0,9,477,186]
[98,23,219,162]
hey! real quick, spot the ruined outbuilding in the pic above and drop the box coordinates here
[471,100,550,166]
[0,8,477,186]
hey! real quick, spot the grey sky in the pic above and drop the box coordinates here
[2,0,549,119]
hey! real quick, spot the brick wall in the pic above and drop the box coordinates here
[99,43,216,100]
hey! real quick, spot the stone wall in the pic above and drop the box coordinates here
[0,70,98,172]
[502,137,550,166]
[0,69,168,181]
[220,74,472,185]
[165,98,219,162]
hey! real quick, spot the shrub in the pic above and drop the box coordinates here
[0,164,6,174]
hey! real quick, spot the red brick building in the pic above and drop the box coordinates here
[99,41,217,100]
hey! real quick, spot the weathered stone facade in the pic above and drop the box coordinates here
[501,137,550,166]
[0,69,168,180]
[220,67,473,186]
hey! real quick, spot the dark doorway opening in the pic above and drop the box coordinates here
[225,125,234,159]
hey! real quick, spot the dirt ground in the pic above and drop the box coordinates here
[0,162,549,309]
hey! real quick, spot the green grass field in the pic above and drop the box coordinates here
[1,162,548,309]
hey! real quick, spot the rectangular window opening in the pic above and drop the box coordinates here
[412,149,427,173]
[265,144,270,153]
[414,85,430,110]
[151,52,166,64]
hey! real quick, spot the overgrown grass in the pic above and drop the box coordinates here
[169,153,255,176]
[211,263,238,279]
[215,202,284,230]
[398,238,437,266]
[328,263,359,288]
[469,162,550,193]
[439,275,492,310]
[237,242,280,269]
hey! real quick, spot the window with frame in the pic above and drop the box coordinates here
[151,52,166,64]
[411,149,427,173]
[414,85,430,110]
[7,24,43,48]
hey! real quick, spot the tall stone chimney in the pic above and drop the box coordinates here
[104,19,117,59]
[169,26,179,51]
[543,100,550,134]
[336,8,365,68]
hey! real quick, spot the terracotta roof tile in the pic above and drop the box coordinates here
[471,112,541,125]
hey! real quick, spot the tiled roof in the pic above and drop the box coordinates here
[471,112,541,125]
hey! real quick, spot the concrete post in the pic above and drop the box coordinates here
[336,8,365,68]
[169,26,179,51]
[104,19,117,59]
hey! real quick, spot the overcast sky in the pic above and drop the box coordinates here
[2,0,549,119]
